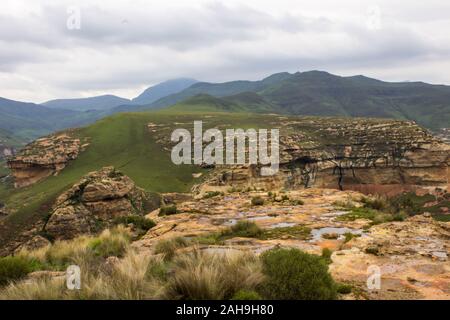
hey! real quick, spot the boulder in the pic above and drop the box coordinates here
[44,167,159,240]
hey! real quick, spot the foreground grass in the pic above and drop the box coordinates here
[0,227,341,300]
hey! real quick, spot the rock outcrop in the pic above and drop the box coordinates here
[134,188,450,299]
[7,134,85,188]
[44,166,160,240]
[196,118,450,195]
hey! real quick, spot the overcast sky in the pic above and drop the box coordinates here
[1,0,450,103]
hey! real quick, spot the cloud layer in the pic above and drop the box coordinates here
[1,0,450,102]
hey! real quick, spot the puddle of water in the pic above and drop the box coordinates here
[268,222,297,229]
[248,215,272,221]
[223,219,238,226]
[202,247,242,255]
[310,227,363,242]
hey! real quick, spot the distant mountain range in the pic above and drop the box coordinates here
[43,78,198,112]
[1,71,450,145]
[42,95,131,112]
[142,71,450,130]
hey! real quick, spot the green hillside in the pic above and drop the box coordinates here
[0,110,276,246]
[167,93,275,113]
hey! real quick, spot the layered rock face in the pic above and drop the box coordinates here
[199,118,450,195]
[44,167,159,240]
[7,134,84,188]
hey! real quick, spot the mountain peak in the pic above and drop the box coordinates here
[132,78,198,105]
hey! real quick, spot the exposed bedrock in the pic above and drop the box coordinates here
[6,134,86,188]
[198,119,450,195]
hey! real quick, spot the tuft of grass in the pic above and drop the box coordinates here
[163,249,263,300]
[88,228,131,258]
[202,191,223,199]
[154,237,189,261]
[0,256,43,286]
[113,215,156,239]
[18,226,132,270]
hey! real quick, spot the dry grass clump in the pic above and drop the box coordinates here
[163,249,263,300]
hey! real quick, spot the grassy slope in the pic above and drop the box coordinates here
[0,109,275,245]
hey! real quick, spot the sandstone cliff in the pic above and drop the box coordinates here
[195,118,450,195]
[6,134,85,188]
[44,166,160,240]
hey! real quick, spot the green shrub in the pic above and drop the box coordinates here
[251,197,264,206]
[337,283,352,295]
[361,196,387,211]
[203,191,223,199]
[113,215,156,232]
[365,246,379,255]
[159,205,178,216]
[259,248,337,300]
[226,221,263,239]
[0,256,41,286]
[343,232,359,243]
[291,199,304,206]
[281,195,289,201]
[321,248,333,264]
[232,289,262,300]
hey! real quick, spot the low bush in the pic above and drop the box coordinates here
[321,248,333,264]
[159,205,178,216]
[259,248,337,300]
[251,197,264,206]
[203,191,223,199]
[337,283,352,295]
[113,215,156,231]
[223,221,263,239]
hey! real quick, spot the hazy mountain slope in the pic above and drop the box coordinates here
[167,93,276,113]
[0,97,104,140]
[155,70,450,130]
[0,128,25,148]
[43,94,131,111]
[132,78,198,105]
[148,72,294,109]
[259,71,450,129]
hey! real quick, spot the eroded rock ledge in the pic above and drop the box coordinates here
[195,118,450,195]
[44,166,160,240]
[6,134,85,188]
